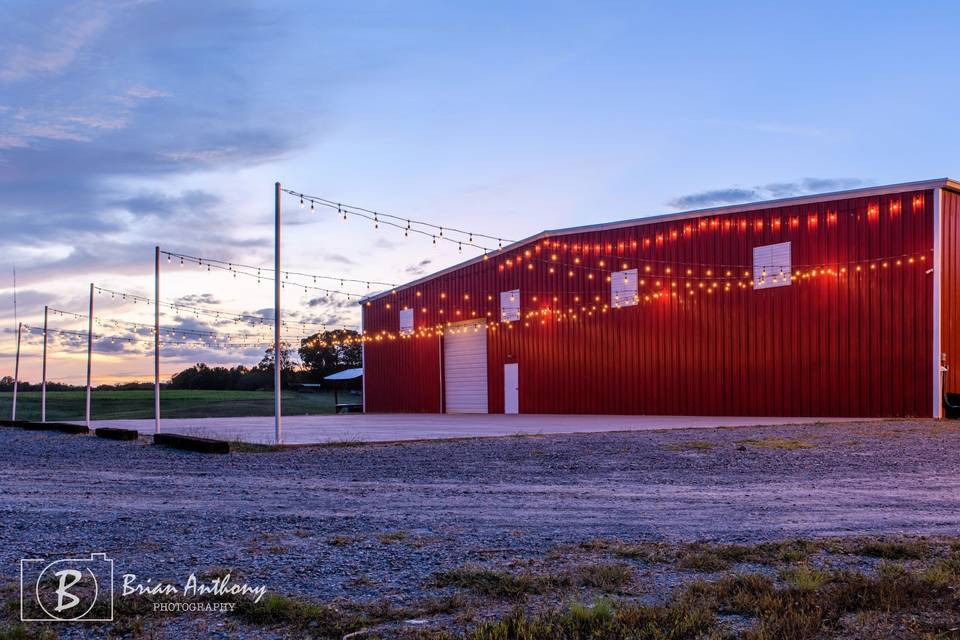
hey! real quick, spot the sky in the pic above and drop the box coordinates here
[2,0,959,384]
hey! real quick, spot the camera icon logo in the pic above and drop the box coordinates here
[20,553,114,622]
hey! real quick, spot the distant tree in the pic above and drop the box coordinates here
[298,330,361,380]
[253,342,297,388]
[165,343,303,391]
[169,363,249,390]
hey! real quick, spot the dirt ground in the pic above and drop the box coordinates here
[2,419,959,638]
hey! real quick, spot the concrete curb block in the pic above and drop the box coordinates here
[0,419,90,434]
[95,427,140,441]
[153,433,231,454]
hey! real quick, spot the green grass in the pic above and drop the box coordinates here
[0,389,348,421]
[737,437,816,450]
[432,566,571,599]
[668,440,716,451]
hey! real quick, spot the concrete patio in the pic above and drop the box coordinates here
[79,413,867,445]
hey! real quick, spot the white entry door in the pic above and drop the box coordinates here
[443,320,488,413]
[503,363,519,414]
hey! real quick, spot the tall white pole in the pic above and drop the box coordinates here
[85,283,93,428]
[41,306,47,422]
[274,182,282,444]
[154,246,160,433]
[11,322,21,421]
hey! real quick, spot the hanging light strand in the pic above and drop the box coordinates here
[160,250,396,289]
[282,188,511,253]
[156,254,371,299]
[90,286,339,331]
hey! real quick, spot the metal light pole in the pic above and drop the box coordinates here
[85,283,93,428]
[41,306,48,422]
[11,322,21,421]
[274,182,282,444]
[154,246,160,433]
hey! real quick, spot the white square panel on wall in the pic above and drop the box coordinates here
[611,269,638,307]
[399,307,414,335]
[500,289,520,322]
[753,241,791,289]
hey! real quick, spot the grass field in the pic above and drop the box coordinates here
[0,389,350,421]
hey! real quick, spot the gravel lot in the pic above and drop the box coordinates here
[2,419,959,637]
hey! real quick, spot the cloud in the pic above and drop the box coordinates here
[0,1,318,281]
[404,259,432,276]
[323,254,356,266]
[0,1,383,380]
[307,296,355,310]
[667,178,867,210]
[62,114,128,130]
[110,189,221,216]
[0,1,114,82]
[700,118,829,139]
[172,293,221,306]
[125,85,170,100]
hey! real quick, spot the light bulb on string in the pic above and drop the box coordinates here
[299,196,304,208]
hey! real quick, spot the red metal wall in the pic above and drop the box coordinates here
[363,188,935,417]
[941,189,960,397]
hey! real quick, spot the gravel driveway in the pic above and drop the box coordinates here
[1,419,958,636]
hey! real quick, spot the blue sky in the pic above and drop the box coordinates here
[2,0,958,383]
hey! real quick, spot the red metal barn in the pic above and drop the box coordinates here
[361,179,960,418]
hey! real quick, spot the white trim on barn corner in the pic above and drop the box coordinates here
[360,178,960,304]
[933,187,944,419]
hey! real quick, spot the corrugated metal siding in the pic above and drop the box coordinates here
[363,336,441,413]
[941,190,960,397]
[363,189,935,417]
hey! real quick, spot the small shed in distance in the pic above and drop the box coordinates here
[324,367,363,413]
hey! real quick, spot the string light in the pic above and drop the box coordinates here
[282,188,512,253]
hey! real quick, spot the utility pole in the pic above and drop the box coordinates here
[274,182,282,444]
[154,246,160,433]
[85,283,93,428]
[41,306,48,422]
[11,322,21,421]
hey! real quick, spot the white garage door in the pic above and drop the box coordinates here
[444,320,488,414]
